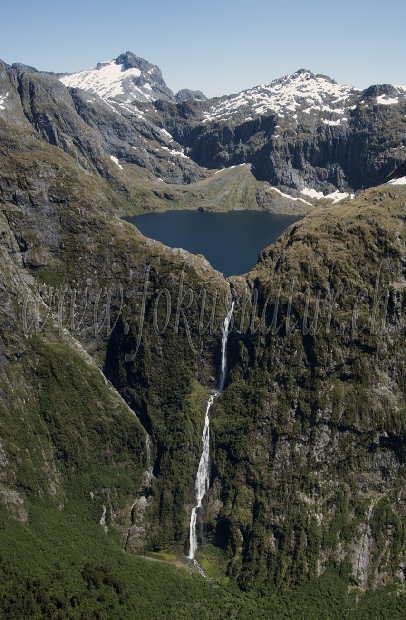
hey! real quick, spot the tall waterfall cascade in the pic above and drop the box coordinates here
[188,299,234,560]
[146,434,154,490]
[218,300,235,393]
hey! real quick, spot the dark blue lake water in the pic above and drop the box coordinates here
[124,210,301,277]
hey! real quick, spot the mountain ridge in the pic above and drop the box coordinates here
[53,52,406,196]
[2,53,405,208]
[2,48,406,614]
[9,50,406,113]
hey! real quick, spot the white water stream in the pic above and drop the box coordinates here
[146,434,154,490]
[188,300,234,560]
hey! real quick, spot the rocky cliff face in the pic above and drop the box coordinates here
[0,58,213,206]
[175,89,207,103]
[1,53,406,599]
[154,78,406,195]
[0,59,230,553]
[204,184,406,590]
[12,54,406,207]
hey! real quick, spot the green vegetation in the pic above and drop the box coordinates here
[123,161,280,215]
[2,60,406,616]
[1,510,406,619]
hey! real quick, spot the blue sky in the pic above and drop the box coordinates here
[1,0,405,97]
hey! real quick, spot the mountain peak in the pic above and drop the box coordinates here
[294,68,313,76]
[60,52,174,103]
[175,88,207,103]
[11,62,39,74]
[58,52,207,105]
[202,69,359,124]
[114,51,158,74]
[289,69,336,84]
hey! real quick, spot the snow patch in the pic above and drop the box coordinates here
[160,146,188,159]
[59,60,158,102]
[116,101,145,118]
[101,99,121,115]
[0,93,8,110]
[203,71,359,123]
[325,190,353,203]
[61,61,140,98]
[376,95,399,105]
[388,176,406,185]
[159,128,173,141]
[270,186,312,206]
[302,187,324,199]
[110,155,123,169]
[323,119,340,126]
[302,187,353,202]
[323,118,347,126]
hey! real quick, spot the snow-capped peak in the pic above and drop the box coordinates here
[59,51,175,103]
[203,69,360,122]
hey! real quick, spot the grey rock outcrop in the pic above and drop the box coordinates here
[175,89,207,102]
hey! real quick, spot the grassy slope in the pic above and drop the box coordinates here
[2,64,406,615]
[123,162,312,215]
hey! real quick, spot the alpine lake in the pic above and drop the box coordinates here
[124,210,302,277]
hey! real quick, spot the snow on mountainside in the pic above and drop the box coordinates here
[60,51,175,103]
[58,54,406,127]
[61,60,146,99]
[12,50,403,197]
[202,69,406,123]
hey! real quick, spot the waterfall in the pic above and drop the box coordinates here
[188,298,234,561]
[218,300,235,393]
[188,394,215,559]
[146,434,153,489]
